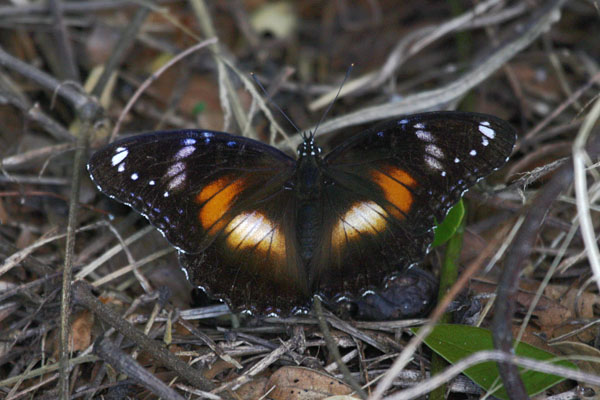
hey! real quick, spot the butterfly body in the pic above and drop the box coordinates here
[88,111,516,317]
[293,138,325,265]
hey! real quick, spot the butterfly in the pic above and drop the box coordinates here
[88,111,516,316]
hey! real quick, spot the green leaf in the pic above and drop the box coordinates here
[432,200,465,248]
[411,324,577,399]
[192,102,206,116]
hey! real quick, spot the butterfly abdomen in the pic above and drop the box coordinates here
[296,203,321,263]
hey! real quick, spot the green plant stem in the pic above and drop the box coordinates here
[430,211,465,400]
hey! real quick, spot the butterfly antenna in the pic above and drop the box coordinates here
[250,72,301,135]
[312,63,354,136]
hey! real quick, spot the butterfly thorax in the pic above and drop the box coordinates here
[295,136,325,264]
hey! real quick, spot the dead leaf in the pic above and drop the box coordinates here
[545,284,600,319]
[70,310,94,352]
[236,377,268,399]
[0,199,9,225]
[551,341,600,374]
[263,366,357,399]
[203,358,240,380]
[550,341,600,393]
[543,284,600,342]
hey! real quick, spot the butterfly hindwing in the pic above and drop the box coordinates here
[310,179,431,298]
[179,189,310,313]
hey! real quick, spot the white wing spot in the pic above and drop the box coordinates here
[454,157,460,163]
[111,149,128,166]
[175,145,195,160]
[117,163,125,172]
[163,191,169,198]
[441,171,447,177]
[479,124,496,139]
[425,144,444,158]
[130,173,139,181]
[425,155,443,170]
[168,172,186,190]
[470,149,477,156]
[482,137,489,146]
[398,119,409,125]
[414,123,425,129]
[167,162,185,178]
[149,180,156,186]
[183,138,197,145]
[416,130,434,142]
[166,161,187,191]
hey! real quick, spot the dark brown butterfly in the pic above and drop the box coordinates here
[88,111,515,316]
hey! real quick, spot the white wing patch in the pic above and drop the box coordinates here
[415,130,434,142]
[425,155,443,171]
[175,145,196,160]
[425,144,444,159]
[166,161,186,191]
[333,201,387,246]
[111,148,128,166]
[225,211,285,260]
[479,123,496,139]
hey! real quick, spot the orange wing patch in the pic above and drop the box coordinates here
[370,167,417,218]
[332,201,387,246]
[196,176,247,234]
[225,211,286,262]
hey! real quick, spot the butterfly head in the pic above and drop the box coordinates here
[297,131,322,159]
